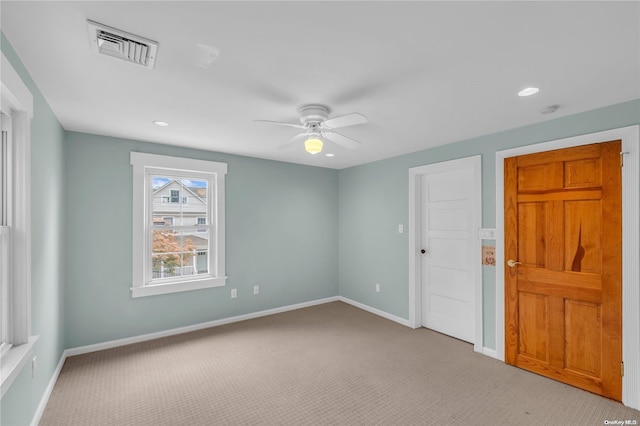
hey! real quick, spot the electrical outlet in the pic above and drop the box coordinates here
[375,283,380,293]
[253,285,259,295]
[231,288,237,298]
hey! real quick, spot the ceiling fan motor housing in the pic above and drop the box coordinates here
[298,104,330,125]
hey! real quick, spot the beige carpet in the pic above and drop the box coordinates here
[40,301,639,425]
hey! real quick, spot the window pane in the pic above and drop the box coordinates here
[150,174,210,280]
[1,119,7,227]
[151,229,209,280]
[151,176,208,227]
[185,230,208,274]
[195,250,209,274]
[1,227,9,346]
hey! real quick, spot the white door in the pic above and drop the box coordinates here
[420,157,480,343]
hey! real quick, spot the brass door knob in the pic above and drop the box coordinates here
[507,259,521,268]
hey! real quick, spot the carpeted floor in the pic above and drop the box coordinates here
[40,301,640,425]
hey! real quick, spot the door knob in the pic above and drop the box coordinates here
[507,259,521,268]
[421,249,429,255]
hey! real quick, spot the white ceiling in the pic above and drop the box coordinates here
[2,1,639,169]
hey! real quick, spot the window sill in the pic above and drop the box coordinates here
[131,276,227,298]
[1,335,39,399]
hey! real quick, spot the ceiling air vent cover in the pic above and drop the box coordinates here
[87,20,158,69]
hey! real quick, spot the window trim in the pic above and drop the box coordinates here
[1,113,11,355]
[130,152,227,298]
[1,52,38,399]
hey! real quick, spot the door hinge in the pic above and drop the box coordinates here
[620,151,629,167]
[622,361,624,377]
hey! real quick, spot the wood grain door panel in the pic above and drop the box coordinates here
[505,140,622,401]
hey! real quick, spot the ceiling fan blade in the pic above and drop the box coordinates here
[278,133,308,150]
[254,119,305,129]
[323,113,367,129]
[323,131,361,149]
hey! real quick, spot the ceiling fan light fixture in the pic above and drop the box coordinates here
[304,137,323,154]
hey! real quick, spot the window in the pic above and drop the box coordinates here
[1,112,10,356]
[130,152,227,297]
[1,52,37,399]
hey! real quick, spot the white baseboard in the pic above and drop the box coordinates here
[482,347,498,359]
[30,347,67,426]
[336,298,501,361]
[338,296,411,327]
[66,296,340,357]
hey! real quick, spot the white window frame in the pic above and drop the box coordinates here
[1,112,11,357]
[130,152,227,298]
[0,52,38,399]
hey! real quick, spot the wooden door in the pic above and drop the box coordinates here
[504,140,622,400]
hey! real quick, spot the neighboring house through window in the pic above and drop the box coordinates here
[130,152,227,297]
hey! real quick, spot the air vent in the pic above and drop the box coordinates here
[87,20,158,69]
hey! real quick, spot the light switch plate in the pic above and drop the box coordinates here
[478,228,496,240]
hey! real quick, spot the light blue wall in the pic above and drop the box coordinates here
[338,99,640,350]
[1,33,67,426]
[63,132,339,348]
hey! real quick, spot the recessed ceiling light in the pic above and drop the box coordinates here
[153,120,169,127]
[325,153,335,157]
[518,87,540,97]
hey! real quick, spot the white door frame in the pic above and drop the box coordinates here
[495,125,640,410]
[408,155,483,353]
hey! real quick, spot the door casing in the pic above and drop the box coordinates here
[408,155,482,353]
[495,125,640,410]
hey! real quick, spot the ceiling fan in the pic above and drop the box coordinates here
[255,104,367,154]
